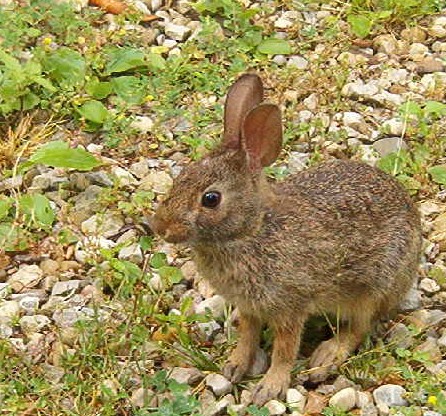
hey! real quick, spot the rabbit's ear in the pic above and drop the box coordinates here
[223,73,264,149]
[242,103,282,169]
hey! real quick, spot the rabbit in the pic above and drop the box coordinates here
[151,73,422,405]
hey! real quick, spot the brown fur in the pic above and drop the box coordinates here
[151,74,422,405]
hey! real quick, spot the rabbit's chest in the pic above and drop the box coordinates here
[193,250,271,306]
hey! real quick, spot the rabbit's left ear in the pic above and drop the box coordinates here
[242,103,282,170]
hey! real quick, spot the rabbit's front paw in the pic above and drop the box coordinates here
[223,358,250,383]
[252,372,289,406]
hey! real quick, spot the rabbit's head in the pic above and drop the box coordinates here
[152,74,282,245]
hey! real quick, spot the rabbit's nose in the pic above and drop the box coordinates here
[149,214,189,243]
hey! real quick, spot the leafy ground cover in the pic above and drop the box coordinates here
[0,0,446,415]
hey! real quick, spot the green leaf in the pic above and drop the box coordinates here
[159,266,183,285]
[44,47,86,86]
[30,140,101,171]
[19,194,55,227]
[22,92,40,110]
[257,38,292,55]
[139,236,153,251]
[150,252,167,268]
[347,14,373,38]
[77,100,109,124]
[111,76,146,105]
[424,100,446,117]
[85,79,113,99]
[400,101,422,118]
[428,165,446,185]
[397,174,421,195]
[0,222,29,251]
[147,53,166,71]
[377,152,408,175]
[105,47,146,74]
[0,198,12,221]
[110,259,143,280]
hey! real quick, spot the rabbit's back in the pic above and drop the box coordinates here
[196,160,421,318]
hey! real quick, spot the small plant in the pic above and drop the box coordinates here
[377,100,446,194]
[346,0,445,38]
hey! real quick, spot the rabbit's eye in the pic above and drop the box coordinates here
[201,191,221,208]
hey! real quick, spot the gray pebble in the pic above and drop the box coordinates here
[195,295,226,320]
[329,387,357,412]
[8,265,43,293]
[168,367,204,385]
[265,399,287,415]
[373,384,408,407]
[205,373,232,396]
[118,243,144,264]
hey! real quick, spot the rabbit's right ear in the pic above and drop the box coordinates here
[242,103,282,170]
[223,73,264,150]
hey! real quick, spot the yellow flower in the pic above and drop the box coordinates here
[78,36,86,45]
[145,95,154,102]
[428,395,438,406]
[43,37,52,45]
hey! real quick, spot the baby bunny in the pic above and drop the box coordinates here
[151,73,422,405]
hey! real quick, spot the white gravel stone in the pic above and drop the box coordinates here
[118,243,144,264]
[408,43,429,61]
[195,295,226,319]
[288,152,310,174]
[303,93,318,111]
[205,373,232,396]
[287,55,309,70]
[265,399,287,415]
[0,300,20,322]
[196,320,221,340]
[373,384,408,407]
[19,315,51,334]
[342,80,379,98]
[168,367,204,385]
[81,213,124,238]
[0,323,13,338]
[429,25,446,38]
[437,329,446,347]
[0,283,10,299]
[373,137,407,157]
[286,388,306,412]
[329,387,357,411]
[273,55,287,65]
[131,116,154,133]
[53,306,94,328]
[361,402,379,416]
[342,112,365,129]
[18,296,40,314]
[164,23,191,41]
[419,277,440,294]
[357,391,373,408]
[275,16,294,29]
[51,280,86,296]
[8,265,43,293]
[207,394,235,416]
[382,119,404,136]
[111,166,137,186]
[399,287,422,311]
[130,388,156,408]
[139,171,173,194]
[149,274,164,291]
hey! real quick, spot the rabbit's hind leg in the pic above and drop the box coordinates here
[307,298,376,383]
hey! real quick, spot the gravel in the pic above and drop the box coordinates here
[1,2,446,414]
